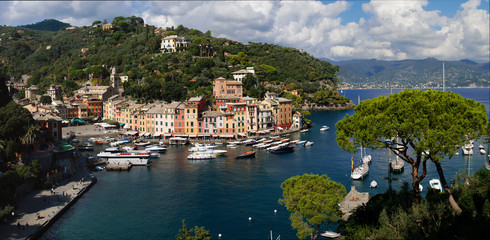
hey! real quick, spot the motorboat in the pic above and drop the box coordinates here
[480,149,487,155]
[134,141,151,147]
[370,180,377,188]
[419,184,423,192]
[236,151,256,159]
[299,129,309,133]
[305,141,314,146]
[320,230,340,238]
[429,179,443,192]
[257,143,271,149]
[270,145,295,154]
[290,140,299,144]
[462,145,473,155]
[79,142,94,151]
[227,144,237,148]
[199,149,227,156]
[479,144,484,149]
[71,138,79,143]
[189,145,216,152]
[97,151,151,166]
[297,140,307,145]
[320,126,330,131]
[145,145,167,153]
[187,152,217,160]
[105,147,123,153]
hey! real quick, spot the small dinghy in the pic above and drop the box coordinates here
[370,180,377,188]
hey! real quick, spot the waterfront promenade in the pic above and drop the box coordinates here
[0,152,94,240]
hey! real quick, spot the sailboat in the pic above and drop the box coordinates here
[391,144,404,172]
[351,154,369,180]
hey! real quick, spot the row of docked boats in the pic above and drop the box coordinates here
[96,144,166,166]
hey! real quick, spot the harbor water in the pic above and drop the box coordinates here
[42,88,490,240]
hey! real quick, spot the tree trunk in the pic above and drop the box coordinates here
[433,160,462,214]
[411,160,421,202]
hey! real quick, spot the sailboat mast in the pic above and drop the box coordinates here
[443,62,445,91]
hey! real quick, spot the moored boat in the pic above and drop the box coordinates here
[370,180,377,188]
[297,140,307,145]
[236,151,256,159]
[187,152,217,160]
[270,145,294,154]
[350,156,369,180]
[305,141,314,146]
[134,141,151,147]
[429,179,443,192]
[320,230,340,238]
[79,142,94,151]
[320,125,330,131]
[299,129,309,133]
[145,145,167,153]
[391,156,404,173]
[97,151,151,166]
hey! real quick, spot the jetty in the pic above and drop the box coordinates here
[106,163,132,171]
[339,186,370,221]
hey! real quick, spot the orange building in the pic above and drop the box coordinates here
[212,77,243,99]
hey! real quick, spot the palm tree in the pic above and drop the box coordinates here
[21,125,43,163]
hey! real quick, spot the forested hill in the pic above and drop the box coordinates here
[20,19,72,32]
[0,17,346,106]
[328,58,490,89]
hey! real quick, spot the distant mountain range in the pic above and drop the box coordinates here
[20,19,71,32]
[323,58,490,89]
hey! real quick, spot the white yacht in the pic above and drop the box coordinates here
[320,126,330,131]
[97,151,151,166]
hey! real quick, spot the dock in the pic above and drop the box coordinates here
[339,186,370,221]
[106,163,132,171]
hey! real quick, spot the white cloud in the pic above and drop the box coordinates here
[0,0,488,62]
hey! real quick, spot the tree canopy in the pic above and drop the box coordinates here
[279,173,346,240]
[336,89,488,205]
[175,219,211,240]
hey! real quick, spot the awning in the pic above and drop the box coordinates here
[238,133,247,137]
[276,127,283,130]
[164,134,172,137]
[219,134,234,138]
[189,134,197,138]
[169,137,187,141]
[198,134,211,137]
[152,133,161,137]
[173,134,188,137]
[123,125,130,129]
[126,131,138,135]
[139,132,146,136]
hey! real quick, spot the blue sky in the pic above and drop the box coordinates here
[1,0,489,63]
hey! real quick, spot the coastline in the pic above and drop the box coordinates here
[0,157,95,240]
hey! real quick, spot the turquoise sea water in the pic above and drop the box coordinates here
[42,88,489,240]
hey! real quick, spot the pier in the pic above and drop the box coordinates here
[106,163,132,171]
[339,186,370,221]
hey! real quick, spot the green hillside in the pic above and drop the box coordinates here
[0,17,346,105]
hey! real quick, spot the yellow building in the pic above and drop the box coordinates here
[185,103,198,135]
